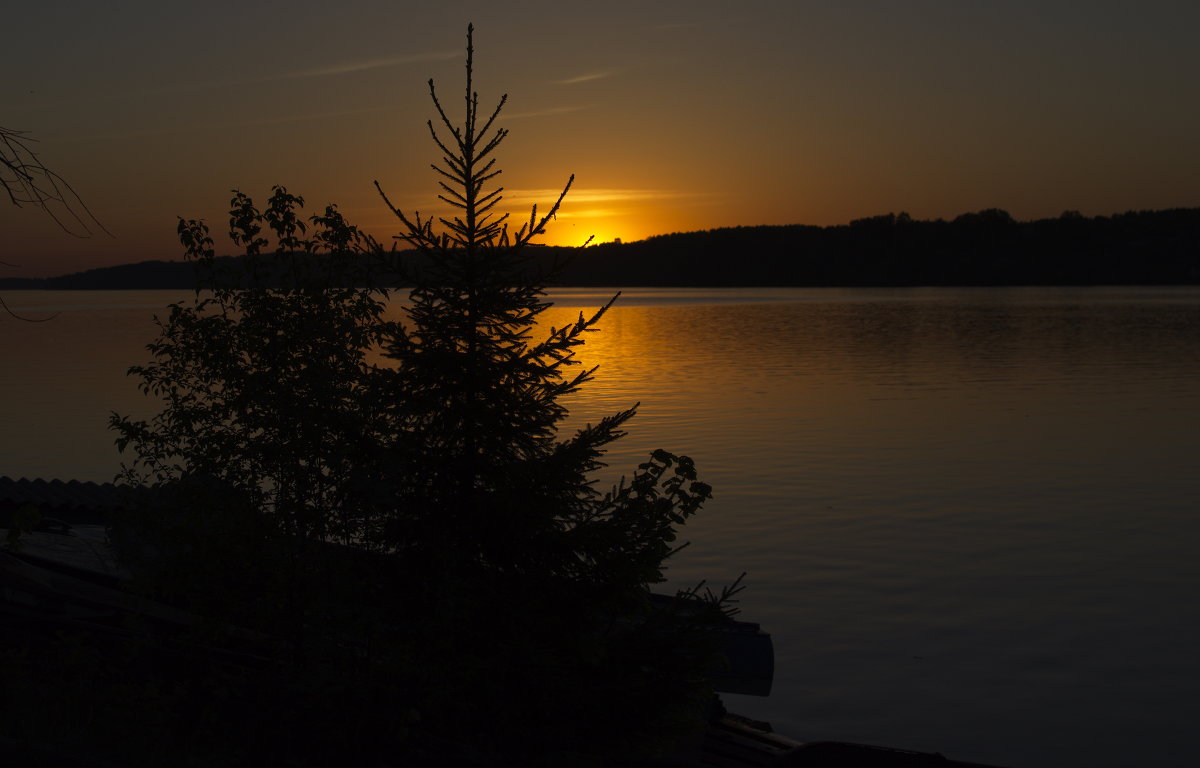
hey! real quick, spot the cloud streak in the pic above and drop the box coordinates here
[63,105,395,144]
[504,188,698,204]
[553,208,618,219]
[378,188,704,219]
[235,105,392,127]
[285,50,459,80]
[556,69,623,85]
[504,105,591,120]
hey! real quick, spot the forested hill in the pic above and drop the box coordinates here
[559,208,1200,286]
[4,207,1198,289]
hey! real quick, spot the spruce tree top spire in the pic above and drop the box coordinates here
[374,23,580,255]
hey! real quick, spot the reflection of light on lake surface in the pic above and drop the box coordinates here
[3,286,1199,768]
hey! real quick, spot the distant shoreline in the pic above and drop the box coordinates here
[4,207,1198,289]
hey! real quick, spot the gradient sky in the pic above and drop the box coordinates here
[3,0,1199,277]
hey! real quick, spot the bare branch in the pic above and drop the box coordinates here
[515,175,576,248]
[426,120,463,166]
[428,81,463,151]
[1,127,111,239]
[436,180,468,206]
[474,94,508,146]
[431,162,465,187]
[0,292,57,322]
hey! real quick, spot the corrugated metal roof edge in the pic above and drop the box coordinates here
[0,476,132,512]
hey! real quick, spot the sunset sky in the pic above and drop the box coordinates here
[3,0,1199,277]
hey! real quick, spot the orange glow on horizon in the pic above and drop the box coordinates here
[351,185,701,249]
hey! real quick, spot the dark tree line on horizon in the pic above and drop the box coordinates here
[564,207,1200,287]
[6,206,1199,290]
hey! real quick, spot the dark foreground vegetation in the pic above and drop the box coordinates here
[5,206,1200,290]
[2,26,738,767]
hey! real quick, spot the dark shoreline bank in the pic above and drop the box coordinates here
[4,207,1198,290]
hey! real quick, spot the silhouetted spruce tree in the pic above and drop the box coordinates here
[372,24,714,591]
[370,24,729,756]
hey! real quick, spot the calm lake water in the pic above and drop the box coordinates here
[3,286,1199,767]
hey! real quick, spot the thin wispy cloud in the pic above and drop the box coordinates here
[235,105,392,127]
[556,69,623,85]
[66,105,394,144]
[504,188,697,204]
[382,188,704,218]
[553,209,617,219]
[504,105,591,120]
[285,50,459,80]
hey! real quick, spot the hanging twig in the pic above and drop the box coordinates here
[1,126,111,238]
